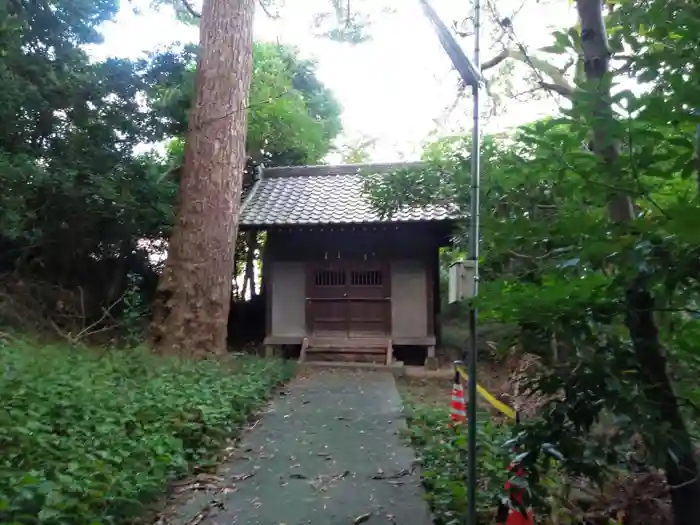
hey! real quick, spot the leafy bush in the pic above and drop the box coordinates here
[0,1,344,339]
[0,340,293,525]
[403,403,512,525]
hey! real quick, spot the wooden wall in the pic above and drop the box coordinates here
[261,223,451,345]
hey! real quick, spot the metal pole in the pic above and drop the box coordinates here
[466,0,481,522]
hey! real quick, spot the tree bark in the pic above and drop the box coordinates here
[150,0,255,357]
[576,1,700,522]
[625,279,700,524]
[695,123,700,196]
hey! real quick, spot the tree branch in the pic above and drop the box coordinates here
[258,0,279,19]
[481,48,510,70]
[482,48,575,98]
[540,81,572,97]
[180,0,200,18]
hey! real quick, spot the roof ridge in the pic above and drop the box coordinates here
[239,164,264,215]
[260,161,427,178]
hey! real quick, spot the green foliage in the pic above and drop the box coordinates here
[0,339,293,525]
[146,41,342,167]
[337,135,377,163]
[312,0,374,43]
[151,0,385,44]
[0,0,342,338]
[364,0,700,516]
[403,403,511,525]
[121,272,150,346]
[0,0,176,338]
[248,42,343,165]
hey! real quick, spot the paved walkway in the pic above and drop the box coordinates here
[169,369,432,525]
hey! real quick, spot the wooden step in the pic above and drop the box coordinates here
[299,337,394,366]
[301,361,404,371]
[307,336,389,348]
[305,347,386,354]
[305,352,386,364]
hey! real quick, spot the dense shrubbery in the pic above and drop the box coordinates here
[368,0,700,520]
[0,0,342,341]
[0,339,293,525]
[403,403,511,525]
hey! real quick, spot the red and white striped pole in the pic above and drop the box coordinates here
[450,369,467,425]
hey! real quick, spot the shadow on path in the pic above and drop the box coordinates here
[168,369,432,525]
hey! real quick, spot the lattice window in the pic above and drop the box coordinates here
[314,269,346,287]
[350,270,383,287]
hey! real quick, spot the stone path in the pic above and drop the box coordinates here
[168,369,432,525]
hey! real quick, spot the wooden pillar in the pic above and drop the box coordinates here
[261,231,272,340]
[432,246,442,347]
[424,345,438,370]
[423,244,442,370]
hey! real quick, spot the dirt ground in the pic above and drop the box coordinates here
[397,360,515,409]
[396,375,452,407]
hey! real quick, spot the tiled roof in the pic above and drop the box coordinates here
[239,162,456,227]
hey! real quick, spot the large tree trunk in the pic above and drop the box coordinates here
[625,279,700,524]
[150,0,255,357]
[695,123,700,196]
[576,1,700,522]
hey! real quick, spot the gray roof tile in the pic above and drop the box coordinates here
[239,162,456,227]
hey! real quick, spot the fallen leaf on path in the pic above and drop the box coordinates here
[309,470,351,491]
[172,483,209,493]
[184,495,225,525]
[371,468,410,480]
[172,473,223,493]
[231,472,255,482]
[197,473,223,483]
[331,470,350,481]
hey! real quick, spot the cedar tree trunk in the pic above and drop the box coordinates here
[150,0,255,357]
[576,1,700,522]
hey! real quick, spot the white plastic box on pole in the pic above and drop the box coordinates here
[448,260,477,303]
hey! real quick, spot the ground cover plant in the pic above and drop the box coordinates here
[0,338,293,525]
[401,395,512,525]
